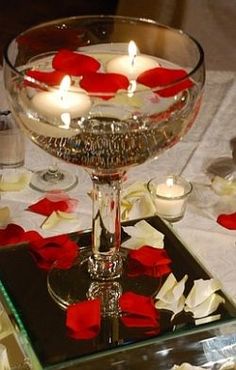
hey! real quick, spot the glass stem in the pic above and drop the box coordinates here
[42,161,64,183]
[88,172,124,280]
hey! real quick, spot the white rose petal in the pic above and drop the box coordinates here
[137,194,156,217]
[155,273,188,304]
[211,176,236,196]
[155,273,188,319]
[121,182,156,220]
[171,362,204,370]
[195,313,221,326]
[185,278,221,308]
[155,295,185,320]
[0,207,10,226]
[0,172,31,192]
[122,182,147,199]
[41,211,78,230]
[0,344,10,370]
[122,220,164,249]
[57,211,77,220]
[185,293,225,319]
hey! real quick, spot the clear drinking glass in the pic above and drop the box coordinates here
[3,15,205,307]
[0,110,24,168]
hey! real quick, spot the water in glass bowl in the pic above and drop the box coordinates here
[12,51,201,175]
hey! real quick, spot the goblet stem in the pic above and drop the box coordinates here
[87,281,122,317]
[29,161,78,192]
[88,172,124,280]
[42,162,64,183]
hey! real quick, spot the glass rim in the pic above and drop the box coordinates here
[147,176,193,200]
[3,15,205,95]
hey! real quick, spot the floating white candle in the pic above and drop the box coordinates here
[106,40,159,80]
[32,75,91,120]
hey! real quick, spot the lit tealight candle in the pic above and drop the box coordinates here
[148,176,192,222]
[31,75,91,120]
[156,177,185,198]
[106,40,159,80]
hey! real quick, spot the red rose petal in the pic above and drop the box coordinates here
[52,49,100,76]
[29,234,78,270]
[0,224,25,246]
[121,315,158,329]
[130,246,171,267]
[80,72,129,99]
[66,299,101,340]
[25,69,66,87]
[127,246,172,278]
[0,224,78,270]
[120,291,157,318]
[137,67,193,97]
[22,230,43,243]
[217,212,236,230]
[27,197,70,216]
[119,291,159,329]
[45,190,79,212]
[0,224,41,247]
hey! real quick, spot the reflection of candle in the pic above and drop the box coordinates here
[106,41,159,80]
[32,75,91,120]
[155,177,186,219]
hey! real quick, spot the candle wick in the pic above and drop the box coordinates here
[131,54,136,67]
[58,90,65,103]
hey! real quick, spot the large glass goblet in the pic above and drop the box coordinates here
[3,15,205,307]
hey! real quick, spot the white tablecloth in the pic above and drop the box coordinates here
[0,69,236,306]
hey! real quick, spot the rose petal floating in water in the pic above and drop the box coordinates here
[52,49,101,76]
[80,72,129,99]
[137,67,193,97]
[25,69,66,87]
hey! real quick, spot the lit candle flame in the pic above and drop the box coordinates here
[128,40,137,67]
[166,177,174,188]
[59,75,71,100]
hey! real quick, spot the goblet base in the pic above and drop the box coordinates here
[47,250,91,310]
[30,168,78,192]
[47,248,124,311]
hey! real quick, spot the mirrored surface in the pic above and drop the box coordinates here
[0,216,235,368]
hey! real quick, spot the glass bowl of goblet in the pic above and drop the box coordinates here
[3,15,205,307]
